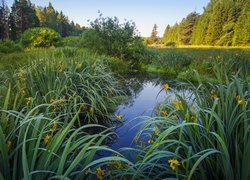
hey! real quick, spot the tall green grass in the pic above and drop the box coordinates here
[111,68,250,179]
[0,86,131,179]
[1,52,122,125]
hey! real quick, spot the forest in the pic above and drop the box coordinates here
[153,0,250,46]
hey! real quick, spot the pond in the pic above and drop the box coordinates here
[110,74,191,151]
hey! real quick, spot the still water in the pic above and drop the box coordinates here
[110,74,188,151]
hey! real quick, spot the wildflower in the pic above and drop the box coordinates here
[115,115,123,119]
[96,167,105,180]
[155,131,159,136]
[161,110,167,117]
[236,95,244,105]
[114,160,122,169]
[173,101,182,110]
[168,159,180,170]
[153,127,160,136]
[21,89,26,96]
[164,83,169,91]
[53,106,57,112]
[76,63,82,69]
[238,99,243,105]
[191,115,197,122]
[235,95,241,101]
[80,104,87,111]
[211,89,218,100]
[211,94,218,100]
[148,138,154,144]
[60,96,66,103]
[26,97,32,106]
[7,141,12,150]
[85,168,91,175]
[89,107,94,114]
[134,135,139,143]
[50,99,55,103]
[44,134,51,144]
[52,121,57,130]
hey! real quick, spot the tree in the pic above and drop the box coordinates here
[9,0,39,40]
[81,14,144,62]
[0,0,10,39]
[233,1,250,46]
[149,24,158,44]
[161,23,180,45]
[162,24,170,43]
[179,12,199,45]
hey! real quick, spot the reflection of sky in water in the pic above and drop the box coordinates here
[95,75,193,160]
[111,81,167,150]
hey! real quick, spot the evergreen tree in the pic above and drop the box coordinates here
[149,24,158,44]
[179,12,199,45]
[205,1,225,45]
[162,23,180,45]
[0,0,10,39]
[162,24,170,43]
[9,0,39,40]
[233,1,250,46]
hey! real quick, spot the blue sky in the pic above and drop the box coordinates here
[6,0,210,36]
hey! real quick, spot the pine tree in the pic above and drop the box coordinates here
[149,24,158,44]
[179,12,199,45]
[233,1,250,46]
[162,24,170,43]
[9,0,39,40]
[0,0,10,39]
[205,1,225,45]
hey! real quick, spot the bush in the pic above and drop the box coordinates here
[60,36,80,47]
[0,39,22,54]
[21,27,61,49]
[80,14,145,67]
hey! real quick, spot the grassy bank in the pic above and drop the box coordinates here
[0,46,250,179]
[141,47,250,82]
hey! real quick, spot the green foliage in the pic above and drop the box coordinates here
[60,36,80,47]
[164,0,250,46]
[0,39,22,54]
[0,87,124,179]
[162,23,180,45]
[9,0,39,40]
[21,27,61,48]
[233,1,250,46]
[80,14,144,65]
[148,24,159,44]
[179,12,199,45]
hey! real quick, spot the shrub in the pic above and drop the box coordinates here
[21,27,61,49]
[0,39,22,54]
[80,14,145,68]
[60,36,80,47]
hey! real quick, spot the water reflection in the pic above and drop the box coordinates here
[111,73,190,151]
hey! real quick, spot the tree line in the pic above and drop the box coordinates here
[0,0,84,40]
[149,0,249,46]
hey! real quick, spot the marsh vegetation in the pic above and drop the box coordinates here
[0,0,250,179]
